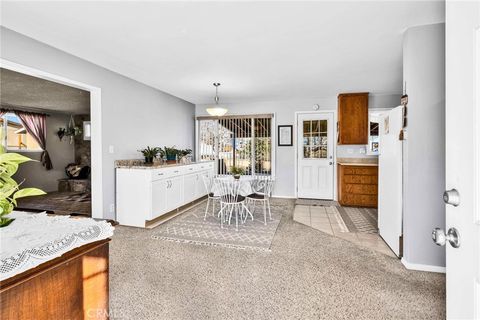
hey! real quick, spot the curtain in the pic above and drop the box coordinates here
[15,111,53,170]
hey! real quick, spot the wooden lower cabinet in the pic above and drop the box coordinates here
[0,239,110,320]
[338,164,378,207]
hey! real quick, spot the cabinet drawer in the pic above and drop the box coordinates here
[342,166,377,175]
[340,194,377,207]
[344,184,377,195]
[152,167,184,181]
[343,175,378,184]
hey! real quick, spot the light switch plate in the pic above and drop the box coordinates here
[108,145,114,154]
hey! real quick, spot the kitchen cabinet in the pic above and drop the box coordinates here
[338,163,378,208]
[116,161,214,227]
[337,92,369,145]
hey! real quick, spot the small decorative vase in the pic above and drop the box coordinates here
[0,217,15,228]
[144,156,154,164]
[234,174,241,180]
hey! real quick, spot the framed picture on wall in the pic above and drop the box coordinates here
[278,125,293,146]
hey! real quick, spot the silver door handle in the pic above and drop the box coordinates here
[443,189,460,206]
[432,227,460,248]
[329,162,333,165]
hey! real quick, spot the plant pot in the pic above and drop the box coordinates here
[166,155,176,161]
[144,156,154,164]
[0,217,15,228]
[166,160,176,164]
[233,174,241,180]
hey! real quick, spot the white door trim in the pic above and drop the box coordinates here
[0,58,104,219]
[294,110,337,200]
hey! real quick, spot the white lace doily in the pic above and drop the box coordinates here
[0,211,114,281]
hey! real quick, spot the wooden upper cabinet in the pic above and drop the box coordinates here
[337,92,369,145]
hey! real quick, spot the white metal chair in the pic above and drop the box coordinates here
[216,178,252,231]
[202,174,220,220]
[246,176,275,225]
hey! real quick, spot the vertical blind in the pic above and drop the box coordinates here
[197,115,273,176]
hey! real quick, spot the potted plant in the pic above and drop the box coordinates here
[0,148,45,227]
[230,166,245,180]
[163,146,179,164]
[138,146,160,164]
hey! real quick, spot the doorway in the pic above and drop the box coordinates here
[0,59,103,219]
[296,112,335,200]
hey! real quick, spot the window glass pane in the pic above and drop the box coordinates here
[303,121,311,136]
[1,113,42,151]
[319,120,327,133]
[301,118,328,159]
[311,120,319,134]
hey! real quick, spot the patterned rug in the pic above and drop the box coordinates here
[16,192,91,216]
[295,198,339,207]
[336,206,378,234]
[152,201,282,251]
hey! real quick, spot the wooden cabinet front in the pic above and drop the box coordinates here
[338,92,369,145]
[338,164,378,207]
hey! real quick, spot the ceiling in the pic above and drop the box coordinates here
[1,1,445,104]
[0,68,90,114]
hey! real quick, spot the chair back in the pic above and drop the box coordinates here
[216,178,243,204]
[202,174,215,193]
[252,176,275,198]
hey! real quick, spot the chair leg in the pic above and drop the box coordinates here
[212,199,215,217]
[204,198,210,220]
[267,199,272,220]
[263,201,267,225]
[219,206,225,228]
[235,204,239,231]
[228,205,234,225]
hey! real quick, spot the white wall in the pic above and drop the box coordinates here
[1,27,195,220]
[402,23,446,268]
[196,94,400,198]
[14,113,75,192]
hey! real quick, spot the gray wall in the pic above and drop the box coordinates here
[14,113,75,192]
[1,27,196,220]
[196,94,400,198]
[402,23,445,268]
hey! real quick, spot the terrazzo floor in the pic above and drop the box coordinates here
[109,198,445,320]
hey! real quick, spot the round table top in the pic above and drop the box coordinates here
[215,175,254,181]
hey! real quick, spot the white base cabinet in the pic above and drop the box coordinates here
[116,162,214,227]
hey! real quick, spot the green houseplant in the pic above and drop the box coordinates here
[230,166,245,180]
[0,146,45,227]
[138,146,161,164]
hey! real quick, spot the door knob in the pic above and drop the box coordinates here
[432,227,461,248]
[329,162,333,165]
[443,189,460,206]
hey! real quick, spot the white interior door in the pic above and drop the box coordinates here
[378,106,403,257]
[443,2,480,318]
[297,112,334,199]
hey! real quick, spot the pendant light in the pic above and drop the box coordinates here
[206,83,228,117]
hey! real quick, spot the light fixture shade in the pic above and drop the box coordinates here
[206,107,228,117]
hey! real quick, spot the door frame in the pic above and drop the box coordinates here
[294,110,337,200]
[0,58,104,219]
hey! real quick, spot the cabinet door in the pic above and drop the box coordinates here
[338,93,369,145]
[195,171,208,199]
[166,176,184,210]
[183,173,197,203]
[151,179,168,219]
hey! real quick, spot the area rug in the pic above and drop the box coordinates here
[336,206,378,234]
[295,198,339,207]
[152,201,282,251]
[16,192,91,216]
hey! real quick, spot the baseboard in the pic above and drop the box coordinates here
[272,195,296,199]
[401,258,446,273]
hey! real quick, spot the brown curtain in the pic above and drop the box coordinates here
[15,111,53,170]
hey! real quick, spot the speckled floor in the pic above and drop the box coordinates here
[109,198,445,320]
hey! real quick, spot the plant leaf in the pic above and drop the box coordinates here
[13,188,46,200]
[0,152,34,164]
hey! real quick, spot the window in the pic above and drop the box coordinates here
[197,115,273,176]
[1,113,42,151]
[303,119,328,159]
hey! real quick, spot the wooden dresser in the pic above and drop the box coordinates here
[338,163,378,208]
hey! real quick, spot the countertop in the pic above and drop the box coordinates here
[336,157,378,167]
[115,159,213,169]
[337,162,378,167]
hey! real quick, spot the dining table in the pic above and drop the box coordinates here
[211,175,256,197]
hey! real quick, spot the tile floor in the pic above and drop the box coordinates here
[293,204,396,257]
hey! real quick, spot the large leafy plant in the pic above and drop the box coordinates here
[0,145,45,227]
